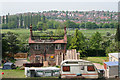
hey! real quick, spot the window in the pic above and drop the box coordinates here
[55,44,61,50]
[46,45,49,50]
[87,66,95,71]
[63,66,70,72]
[81,66,84,70]
[34,45,40,50]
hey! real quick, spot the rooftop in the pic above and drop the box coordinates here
[4,62,14,66]
[108,53,120,59]
[104,61,118,66]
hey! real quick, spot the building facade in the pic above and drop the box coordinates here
[29,24,67,66]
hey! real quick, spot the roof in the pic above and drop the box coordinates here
[4,62,13,66]
[104,61,118,66]
[108,53,120,59]
[61,59,91,65]
[28,67,60,70]
[29,37,67,44]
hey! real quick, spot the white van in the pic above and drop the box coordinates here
[60,60,99,79]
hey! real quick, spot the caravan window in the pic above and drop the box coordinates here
[63,66,70,72]
[80,66,84,70]
[87,66,95,71]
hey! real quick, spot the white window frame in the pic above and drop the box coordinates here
[34,45,40,50]
[55,44,61,50]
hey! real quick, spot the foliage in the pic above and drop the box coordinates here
[115,25,120,42]
[69,29,86,57]
[64,20,79,28]
[89,32,102,50]
[2,32,20,59]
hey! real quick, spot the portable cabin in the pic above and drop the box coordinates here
[2,62,16,70]
[25,67,60,77]
[60,60,99,79]
[104,61,118,78]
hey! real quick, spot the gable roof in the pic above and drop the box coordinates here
[109,53,120,59]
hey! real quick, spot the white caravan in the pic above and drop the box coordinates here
[25,67,60,77]
[60,60,99,79]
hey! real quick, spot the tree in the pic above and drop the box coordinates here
[42,15,46,23]
[20,14,23,28]
[6,15,8,23]
[80,23,85,29]
[102,23,110,28]
[90,32,102,50]
[69,29,86,52]
[115,25,120,42]
[37,22,47,31]
[8,21,16,29]
[109,23,114,28]
[2,34,9,58]
[2,32,20,59]
[64,20,77,28]
[86,22,92,29]
[98,23,103,29]
[55,26,64,36]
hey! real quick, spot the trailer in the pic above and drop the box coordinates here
[60,60,99,79]
[25,67,60,77]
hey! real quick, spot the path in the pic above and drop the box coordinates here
[14,58,30,67]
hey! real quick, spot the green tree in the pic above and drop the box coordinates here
[102,23,110,28]
[80,23,85,29]
[6,15,8,23]
[86,22,92,29]
[2,32,20,59]
[64,20,77,28]
[115,25,120,42]
[42,15,46,23]
[69,29,86,52]
[37,22,47,31]
[90,32,102,50]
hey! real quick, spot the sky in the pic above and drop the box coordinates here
[0,0,119,16]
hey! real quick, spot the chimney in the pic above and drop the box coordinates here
[30,24,33,37]
[64,25,67,36]
[64,25,67,42]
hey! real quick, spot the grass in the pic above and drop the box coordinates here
[2,28,116,42]
[83,57,109,65]
[1,70,25,78]
[0,69,58,79]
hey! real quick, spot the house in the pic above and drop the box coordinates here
[104,61,118,78]
[108,53,120,62]
[103,53,120,78]
[28,24,67,66]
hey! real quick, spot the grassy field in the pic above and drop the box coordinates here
[2,28,116,43]
[1,70,25,78]
[83,57,109,65]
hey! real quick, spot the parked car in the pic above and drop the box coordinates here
[2,62,16,70]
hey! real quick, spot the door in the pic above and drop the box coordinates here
[30,70,36,77]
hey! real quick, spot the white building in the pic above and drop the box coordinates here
[108,53,120,62]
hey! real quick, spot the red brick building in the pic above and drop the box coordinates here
[29,24,67,66]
